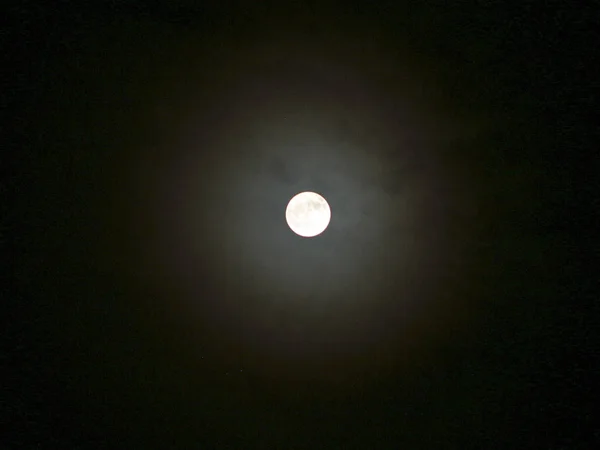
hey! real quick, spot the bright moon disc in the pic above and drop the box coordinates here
[285,192,331,238]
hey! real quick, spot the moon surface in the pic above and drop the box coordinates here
[285,192,331,237]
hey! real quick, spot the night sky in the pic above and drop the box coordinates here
[7,2,595,448]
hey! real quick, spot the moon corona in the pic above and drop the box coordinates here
[285,192,331,237]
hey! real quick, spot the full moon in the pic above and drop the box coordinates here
[285,191,331,238]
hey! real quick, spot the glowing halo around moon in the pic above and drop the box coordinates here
[285,191,331,237]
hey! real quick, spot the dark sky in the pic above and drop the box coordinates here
[7,2,595,448]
